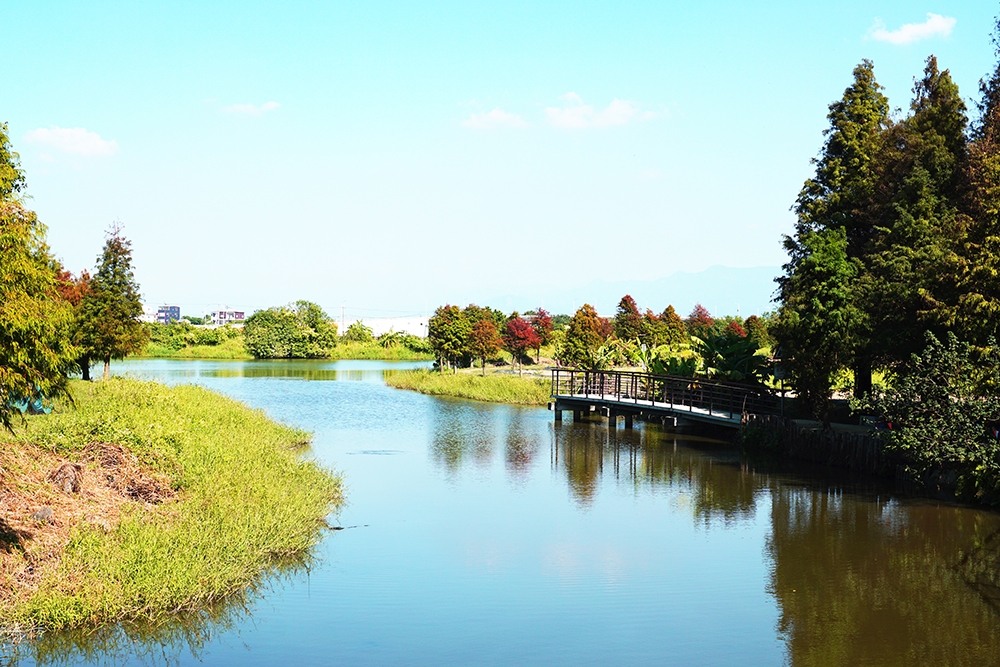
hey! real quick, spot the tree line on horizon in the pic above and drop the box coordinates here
[426,298,774,382]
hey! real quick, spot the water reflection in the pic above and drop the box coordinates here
[551,422,761,524]
[430,401,498,474]
[548,420,1000,665]
[767,484,1000,665]
[3,557,312,667]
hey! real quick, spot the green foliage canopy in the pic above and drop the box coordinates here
[855,332,1000,502]
[243,301,337,358]
[0,200,77,430]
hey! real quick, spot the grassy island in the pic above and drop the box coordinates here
[385,369,551,406]
[0,379,341,635]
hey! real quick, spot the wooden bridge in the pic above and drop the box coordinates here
[549,368,780,428]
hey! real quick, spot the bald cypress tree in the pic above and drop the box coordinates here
[79,225,149,379]
[778,60,890,403]
[868,56,969,365]
[955,20,1000,346]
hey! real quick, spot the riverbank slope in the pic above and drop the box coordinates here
[385,369,550,406]
[0,379,341,635]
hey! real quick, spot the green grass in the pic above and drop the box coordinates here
[3,379,341,632]
[385,369,551,406]
[141,337,253,360]
[326,341,434,361]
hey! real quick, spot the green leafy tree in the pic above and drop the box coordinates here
[78,225,149,379]
[0,122,25,200]
[0,199,77,429]
[428,305,471,372]
[243,301,336,358]
[855,332,1000,502]
[743,314,771,349]
[343,321,375,343]
[694,324,771,385]
[559,304,604,368]
[243,308,300,358]
[469,319,502,375]
[775,227,861,420]
[613,294,642,341]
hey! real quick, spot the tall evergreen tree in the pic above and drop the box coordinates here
[79,224,149,379]
[775,228,860,421]
[955,19,1000,346]
[613,294,642,341]
[868,56,969,365]
[780,60,890,397]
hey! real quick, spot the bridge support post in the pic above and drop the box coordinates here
[573,410,584,422]
[624,414,633,429]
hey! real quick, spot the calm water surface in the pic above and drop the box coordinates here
[11,359,1000,666]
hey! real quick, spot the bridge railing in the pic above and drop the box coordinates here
[551,368,779,418]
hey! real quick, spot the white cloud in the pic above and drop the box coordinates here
[869,13,956,45]
[223,101,281,116]
[545,93,648,129]
[23,127,119,156]
[462,108,528,129]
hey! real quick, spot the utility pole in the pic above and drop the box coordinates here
[341,304,345,335]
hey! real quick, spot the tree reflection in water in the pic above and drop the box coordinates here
[551,421,761,524]
[550,420,1000,665]
[767,484,1000,665]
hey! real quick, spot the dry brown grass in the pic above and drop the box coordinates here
[0,442,175,610]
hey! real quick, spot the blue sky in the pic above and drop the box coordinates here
[4,1,998,319]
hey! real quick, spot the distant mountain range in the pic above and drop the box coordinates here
[486,265,782,318]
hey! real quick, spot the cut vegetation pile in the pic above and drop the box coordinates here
[0,379,341,635]
[385,369,550,406]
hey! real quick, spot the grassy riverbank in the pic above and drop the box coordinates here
[0,379,341,634]
[142,337,252,359]
[385,369,550,406]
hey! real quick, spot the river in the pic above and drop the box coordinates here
[9,359,1000,666]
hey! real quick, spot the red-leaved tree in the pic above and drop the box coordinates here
[687,303,714,336]
[504,316,541,376]
[469,319,502,375]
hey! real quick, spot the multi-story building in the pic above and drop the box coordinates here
[156,305,181,324]
[210,308,245,327]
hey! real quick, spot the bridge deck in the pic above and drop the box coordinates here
[550,368,779,428]
[552,392,742,425]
